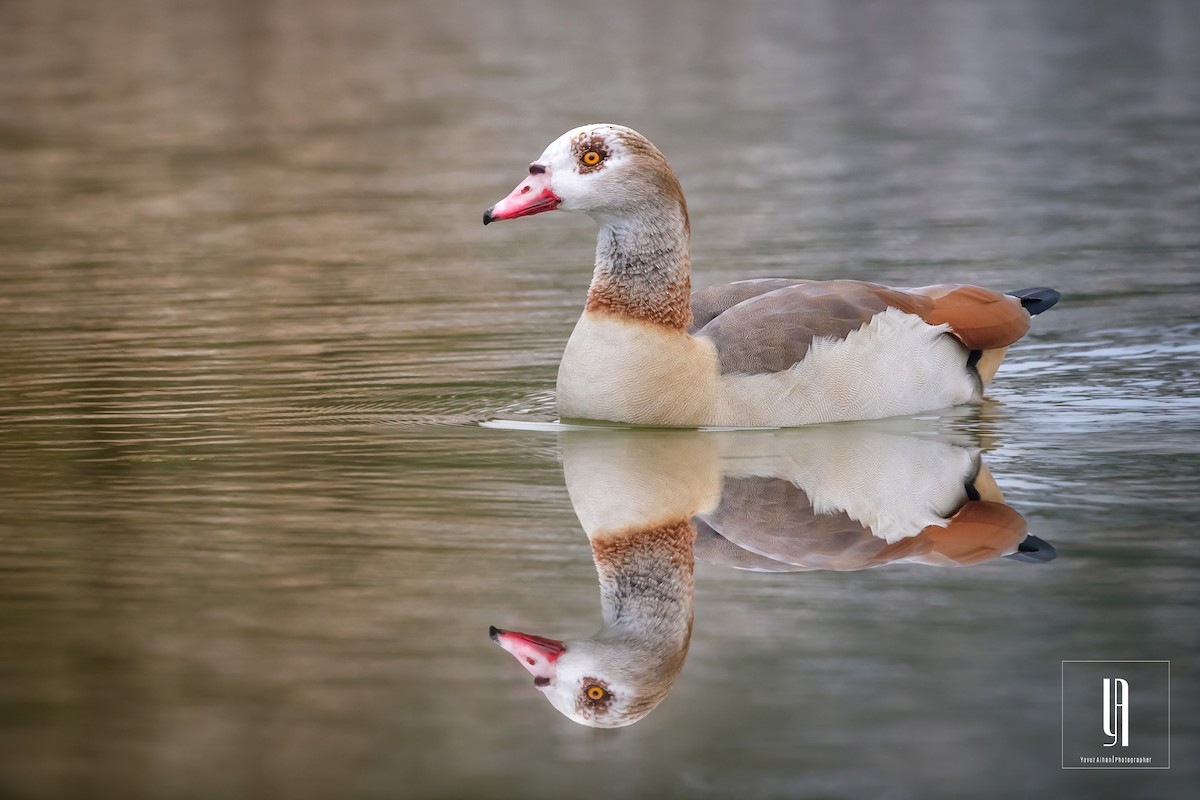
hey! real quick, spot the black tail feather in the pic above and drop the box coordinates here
[1004,534,1057,564]
[1007,287,1060,316]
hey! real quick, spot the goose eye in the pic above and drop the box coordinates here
[581,150,603,166]
[585,685,607,701]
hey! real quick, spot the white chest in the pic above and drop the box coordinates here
[561,432,722,537]
[555,314,719,426]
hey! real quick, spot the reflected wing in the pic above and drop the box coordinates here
[693,517,807,573]
[915,500,1029,566]
[696,476,921,571]
[694,477,1032,572]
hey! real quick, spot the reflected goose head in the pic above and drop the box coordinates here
[490,517,696,729]
[483,124,686,226]
[489,624,688,728]
[490,433,712,729]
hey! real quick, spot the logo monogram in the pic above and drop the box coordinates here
[1102,677,1129,747]
[1063,661,1166,769]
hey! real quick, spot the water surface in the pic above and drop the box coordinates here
[1,1,1198,798]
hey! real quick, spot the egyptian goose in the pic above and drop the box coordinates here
[489,427,1052,727]
[484,124,1059,427]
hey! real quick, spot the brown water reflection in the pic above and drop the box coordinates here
[1,0,1198,798]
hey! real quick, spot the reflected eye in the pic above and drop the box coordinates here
[581,150,603,166]
[585,685,607,701]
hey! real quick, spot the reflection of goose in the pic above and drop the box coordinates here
[484,123,1059,427]
[698,427,1055,571]
[489,522,694,729]
[491,436,718,728]
[491,426,1053,727]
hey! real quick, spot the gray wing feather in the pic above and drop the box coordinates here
[696,476,930,571]
[689,279,813,332]
[692,281,896,375]
[692,517,803,573]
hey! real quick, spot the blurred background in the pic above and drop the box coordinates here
[0,0,1197,798]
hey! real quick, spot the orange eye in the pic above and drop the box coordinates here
[586,685,606,701]
[582,150,602,166]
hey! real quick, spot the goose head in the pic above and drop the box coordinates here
[483,123,686,227]
[489,625,688,728]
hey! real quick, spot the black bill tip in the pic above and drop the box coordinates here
[488,625,501,641]
[483,206,496,225]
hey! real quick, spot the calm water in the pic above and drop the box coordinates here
[1,0,1198,797]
